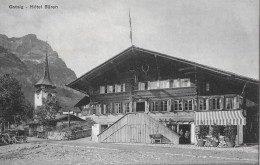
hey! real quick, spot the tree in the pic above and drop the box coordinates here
[35,94,61,122]
[0,74,33,124]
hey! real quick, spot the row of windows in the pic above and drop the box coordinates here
[138,78,191,90]
[83,96,238,115]
[99,79,191,94]
[91,102,131,114]
[100,84,126,94]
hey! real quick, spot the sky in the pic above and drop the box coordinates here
[0,0,259,79]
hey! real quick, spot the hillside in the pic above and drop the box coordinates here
[0,34,84,111]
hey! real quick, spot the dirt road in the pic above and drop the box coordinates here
[0,137,258,165]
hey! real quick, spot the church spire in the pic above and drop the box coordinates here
[43,41,51,81]
[35,40,55,88]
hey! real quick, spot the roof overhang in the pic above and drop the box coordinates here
[66,46,259,94]
[74,96,90,107]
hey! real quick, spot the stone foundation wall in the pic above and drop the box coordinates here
[46,129,91,140]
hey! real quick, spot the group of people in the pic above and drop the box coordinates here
[179,129,190,144]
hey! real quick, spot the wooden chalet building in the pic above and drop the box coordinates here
[67,46,258,144]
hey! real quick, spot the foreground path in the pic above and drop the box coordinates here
[0,137,258,165]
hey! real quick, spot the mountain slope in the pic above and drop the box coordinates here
[0,34,83,111]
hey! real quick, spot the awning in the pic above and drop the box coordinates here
[195,110,246,125]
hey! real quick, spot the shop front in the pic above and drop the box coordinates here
[194,110,246,146]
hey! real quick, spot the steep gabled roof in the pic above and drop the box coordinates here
[35,42,55,88]
[67,46,258,91]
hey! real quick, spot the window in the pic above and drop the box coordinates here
[184,99,193,111]
[212,98,221,110]
[199,99,207,110]
[180,79,191,87]
[160,101,168,111]
[125,103,130,113]
[173,100,183,111]
[107,85,113,93]
[100,86,105,94]
[159,80,170,89]
[138,82,145,90]
[149,81,159,89]
[150,101,158,112]
[225,97,234,109]
[96,104,101,114]
[115,84,121,92]
[120,84,125,92]
[115,103,122,113]
[172,79,181,88]
[102,104,106,114]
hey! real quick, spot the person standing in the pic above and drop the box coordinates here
[185,130,190,143]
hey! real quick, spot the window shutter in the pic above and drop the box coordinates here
[149,101,153,111]
[146,101,149,112]
[103,104,106,114]
[129,101,132,112]
[192,99,195,110]
[97,105,99,115]
[234,96,239,109]
[92,106,96,115]
[209,99,213,110]
[98,105,101,115]
[159,81,163,88]
[206,99,209,110]
[114,84,117,92]
[167,100,171,112]
[110,103,114,113]
[158,101,161,111]
[123,83,126,92]
[122,103,126,113]
[187,79,191,87]
[220,97,224,110]
[165,80,170,88]
[119,84,122,92]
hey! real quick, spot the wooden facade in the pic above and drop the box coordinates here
[68,46,258,144]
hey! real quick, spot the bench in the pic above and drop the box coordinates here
[149,134,163,144]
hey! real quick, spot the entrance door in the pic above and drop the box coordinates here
[136,102,145,112]
[179,124,191,144]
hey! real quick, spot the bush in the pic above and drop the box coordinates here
[198,125,209,138]
[223,125,237,143]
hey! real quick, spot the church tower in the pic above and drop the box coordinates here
[34,41,56,110]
